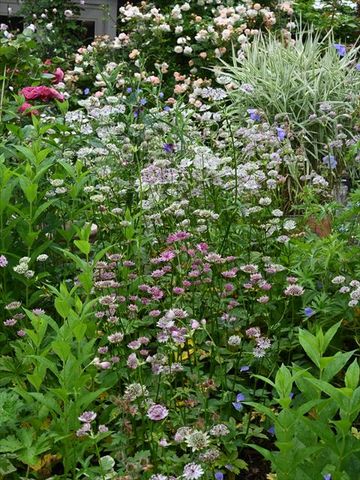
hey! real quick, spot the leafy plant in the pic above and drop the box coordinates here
[247,322,360,479]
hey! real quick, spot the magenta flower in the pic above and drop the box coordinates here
[166,231,191,244]
[20,85,64,102]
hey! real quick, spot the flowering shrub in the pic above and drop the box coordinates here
[66,0,295,100]
[19,0,86,57]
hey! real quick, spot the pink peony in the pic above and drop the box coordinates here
[20,86,64,102]
[53,67,64,84]
[18,102,39,115]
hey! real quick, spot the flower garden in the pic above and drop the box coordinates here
[0,1,359,479]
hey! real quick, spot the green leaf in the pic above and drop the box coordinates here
[345,359,360,391]
[0,458,16,475]
[54,297,71,319]
[33,199,56,221]
[19,177,38,203]
[322,351,354,383]
[74,240,91,256]
[323,321,342,352]
[52,340,71,362]
[15,145,36,163]
[298,328,320,368]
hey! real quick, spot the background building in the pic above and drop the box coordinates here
[0,0,121,38]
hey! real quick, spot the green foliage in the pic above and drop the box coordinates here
[248,323,360,480]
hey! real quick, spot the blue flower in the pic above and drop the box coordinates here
[268,425,275,436]
[304,307,315,317]
[232,393,245,411]
[276,127,286,141]
[240,365,250,372]
[322,155,337,169]
[126,87,133,94]
[247,109,261,121]
[334,44,346,57]
[356,64,360,71]
[215,473,224,480]
[139,98,147,106]
[83,88,90,95]
[159,92,164,98]
[323,475,332,480]
[163,143,176,154]
[163,106,171,112]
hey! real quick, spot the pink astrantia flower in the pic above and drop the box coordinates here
[183,463,204,479]
[0,255,8,267]
[78,411,97,423]
[147,404,169,421]
[166,231,191,244]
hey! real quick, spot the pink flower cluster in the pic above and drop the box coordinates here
[18,85,64,116]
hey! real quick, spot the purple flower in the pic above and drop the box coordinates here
[159,92,164,98]
[163,106,171,112]
[147,404,169,421]
[323,475,332,480]
[276,127,286,141]
[0,255,8,267]
[356,64,360,71]
[163,143,176,154]
[78,411,97,423]
[76,422,91,437]
[139,98,147,106]
[304,307,315,317]
[322,155,337,169]
[98,424,108,433]
[334,44,346,57]
[215,473,224,480]
[232,393,245,411]
[247,109,261,121]
[83,88,90,95]
[126,87,133,93]
[268,425,275,436]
